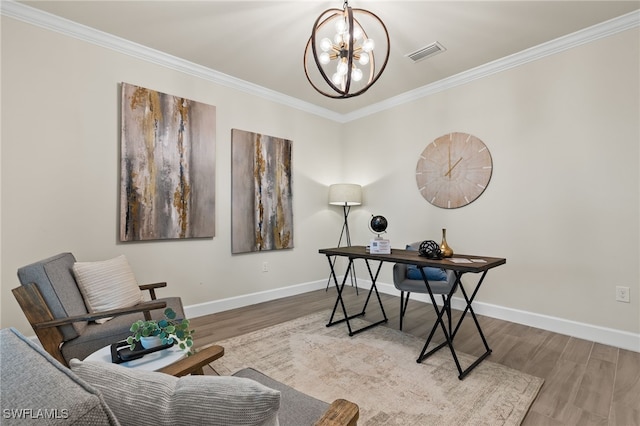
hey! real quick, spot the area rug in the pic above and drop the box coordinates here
[210,311,543,425]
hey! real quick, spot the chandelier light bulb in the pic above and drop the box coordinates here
[363,38,375,52]
[351,67,363,82]
[337,60,348,76]
[320,38,333,52]
[334,33,343,45]
[331,72,342,85]
[335,17,347,34]
[319,51,331,65]
[353,26,363,40]
[358,52,369,65]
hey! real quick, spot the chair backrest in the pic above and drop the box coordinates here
[17,253,88,341]
[396,242,457,292]
[407,241,421,250]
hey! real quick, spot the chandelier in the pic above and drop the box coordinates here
[304,1,390,99]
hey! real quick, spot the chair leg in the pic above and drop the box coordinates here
[399,292,411,331]
[399,292,404,330]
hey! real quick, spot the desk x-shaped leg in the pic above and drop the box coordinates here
[326,256,388,336]
[416,270,492,380]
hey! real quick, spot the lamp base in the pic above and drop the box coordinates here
[370,238,391,254]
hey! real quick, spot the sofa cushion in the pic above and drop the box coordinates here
[17,253,88,340]
[70,359,280,426]
[0,328,118,425]
[72,255,143,324]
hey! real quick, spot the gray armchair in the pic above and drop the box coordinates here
[13,252,184,366]
[392,241,457,331]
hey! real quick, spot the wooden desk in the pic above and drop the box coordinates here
[319,245,506,379]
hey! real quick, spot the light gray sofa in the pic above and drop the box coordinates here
[1,328,117,425]
[0,328,358,425]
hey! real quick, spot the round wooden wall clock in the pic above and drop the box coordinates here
[416,132,493,209]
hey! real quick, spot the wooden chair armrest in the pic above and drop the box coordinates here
[138,282,167,300]
[139,282,167,291]
[314,399,359,426]
[32,300,167,329]
[157,345,225,377]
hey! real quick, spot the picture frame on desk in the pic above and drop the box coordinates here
[370,239,391,254]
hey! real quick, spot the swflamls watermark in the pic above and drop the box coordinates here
[2,408,69,420]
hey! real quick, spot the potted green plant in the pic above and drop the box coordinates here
[126,308,194,354]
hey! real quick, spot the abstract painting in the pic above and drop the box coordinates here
[120,83,216,241]
[231,129,293,253]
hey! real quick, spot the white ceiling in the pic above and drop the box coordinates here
[14,1,640,115]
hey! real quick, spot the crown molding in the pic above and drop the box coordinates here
[2,1,638,124]
[0,0,344,122]
[342,9,640,122]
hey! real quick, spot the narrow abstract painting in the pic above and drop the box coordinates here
[231,129,293,253]
[120,83,216,241]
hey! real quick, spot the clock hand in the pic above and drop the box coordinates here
[444,157,463,177]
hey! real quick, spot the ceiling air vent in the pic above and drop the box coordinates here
[406,42,446,63]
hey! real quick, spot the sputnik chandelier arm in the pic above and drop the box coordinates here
[304,0,390,99]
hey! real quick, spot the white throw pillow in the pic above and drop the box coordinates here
[72,255,143,324]
[69,359,281,426]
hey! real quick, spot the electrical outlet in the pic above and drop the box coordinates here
[262,262,269,272]
[615,286,630,303]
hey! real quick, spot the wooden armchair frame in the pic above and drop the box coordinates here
[314,399,359,426]
[12,281,168,366]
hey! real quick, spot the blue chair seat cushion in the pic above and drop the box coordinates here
[406,265,448,281]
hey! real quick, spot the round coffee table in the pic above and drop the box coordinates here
[83,342,225,376]
[84,343,188,371]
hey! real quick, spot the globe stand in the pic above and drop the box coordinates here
[325,205,359,295]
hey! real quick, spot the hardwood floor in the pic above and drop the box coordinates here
[190,287,640,425]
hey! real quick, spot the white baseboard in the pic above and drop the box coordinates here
[185,276,640,353]
[367,280,640,353]
[184,279,328,319]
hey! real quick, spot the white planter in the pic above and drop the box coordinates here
[140,336,163,349]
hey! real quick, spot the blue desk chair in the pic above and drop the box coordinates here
[392,241,457,331]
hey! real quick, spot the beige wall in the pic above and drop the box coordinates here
[1,17,343,334]
[343,28,639,334]
[2,16,638,342]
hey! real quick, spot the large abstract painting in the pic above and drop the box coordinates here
[231,129,293,253]
[120,83,216,241]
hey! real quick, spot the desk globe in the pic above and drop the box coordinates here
[370,215,388,235]
[369,215,390,253]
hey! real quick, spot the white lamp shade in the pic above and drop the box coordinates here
[329,184,362,206]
